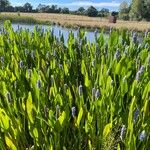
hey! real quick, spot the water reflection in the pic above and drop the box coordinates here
[0,23,99,44]
[0,22,144,44]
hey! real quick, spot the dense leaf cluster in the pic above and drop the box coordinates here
[0,21,150,149]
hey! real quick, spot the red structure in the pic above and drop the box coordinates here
[109,16,117,23]
[109,12,117,23]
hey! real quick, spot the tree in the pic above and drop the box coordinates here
[36,4,61,13]
[86,6,98,17]
[5,5,14,12]
[0,0,10,12]
[23,3,33,12]
[119,1,130,14]
[36,4,47,12]
[129,0,150,21]
[119,1,130,20]
[78,7,85,13]
[44,6,51,13]
[140,0,150,20]
[55,7,62,13]
[61,7,69,14]
[14,6,24,12]
[98,8,109,17]
[76,7,85,15]
[129,0,143,20]
[51,5,57,13]
[47,5,61,13]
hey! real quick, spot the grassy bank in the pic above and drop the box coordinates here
[1,12,150,31]
[0,14,51,25]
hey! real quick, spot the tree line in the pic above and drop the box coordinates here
[119,0,150,21]
[0,0,110,17]
[1,0,149,21]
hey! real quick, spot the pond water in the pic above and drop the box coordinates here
[0,23,104,44]
[0,22,144,44]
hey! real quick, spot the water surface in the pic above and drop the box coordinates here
[0,23,101,44]
[0,23,144,44]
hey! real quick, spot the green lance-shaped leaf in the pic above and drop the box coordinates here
[85,113,93,133]
[63,62,69,75]
[33,127,39,139]
[106,76,113,94]
[142,99,149,122]
[48,110,55,128]
[109,31,119,48]
[128,96,136,129]
[13,41,19,54]
[138,49,148,62]
[31,68,39,85]
[127,96,136,149]
[77,107,83,127]
[30,68,40,100]
[45,32,50,48]
[117,144,121,150]
[87,112,93,123]
[10,72,16,83]
[85,73,90,87]
[5,136,17,150]
[26,92,35,124]
[85,121,89,133]
[58,111,66,126]
[88,140,93,150]
[81,60,86,75]
[103,123,112,138]
[131,80,138,96]
[11,56,19,79]
[120,78,128,95]
[142,81,150,100]
[0,81,7,96]
[97,31,105,47]
[0,108,10,130]
[55,94,63,106]
[115,62,121,75]
[9,27,15,41]
[0,36,4,47]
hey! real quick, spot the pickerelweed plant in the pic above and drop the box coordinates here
[0,21,149,150]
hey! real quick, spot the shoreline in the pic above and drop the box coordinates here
[0,13,150,32]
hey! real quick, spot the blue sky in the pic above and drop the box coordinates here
[10,0,130,11]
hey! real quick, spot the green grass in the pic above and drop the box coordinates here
[0,20,150,150]
[0,14,51,25]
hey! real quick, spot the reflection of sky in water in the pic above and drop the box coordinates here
[0,23,144,45]
[0,23,109,45]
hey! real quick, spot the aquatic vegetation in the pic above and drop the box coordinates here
[0,21,149,150]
